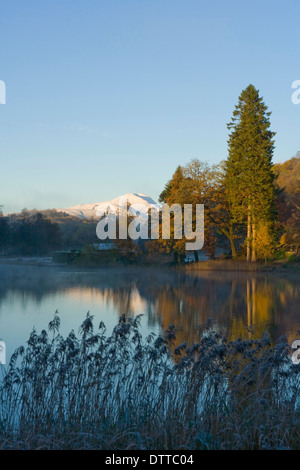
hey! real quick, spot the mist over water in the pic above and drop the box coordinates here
[0,263,300,362]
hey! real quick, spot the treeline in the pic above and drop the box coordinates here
[42,210,99,250]
[274,155,300,251]
[0,209,99,256]
[0,211,61,255]
[0,84,299,263]
[155,84,300,263]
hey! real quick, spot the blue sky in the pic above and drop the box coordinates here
[1,0,300,213]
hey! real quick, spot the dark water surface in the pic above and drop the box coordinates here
[0,263,300,362]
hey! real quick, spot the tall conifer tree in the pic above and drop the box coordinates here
[225,84,276,262]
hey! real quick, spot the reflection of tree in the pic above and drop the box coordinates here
[99,286,145,317]
[0,265,300,347]
[141,272,300,347]
[154,279,222,346]
[219,275,300,343]
[231,277,274,341]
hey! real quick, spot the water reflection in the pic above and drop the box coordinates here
[0,264,300,355]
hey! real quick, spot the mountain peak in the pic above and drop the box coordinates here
[57,193,159,219]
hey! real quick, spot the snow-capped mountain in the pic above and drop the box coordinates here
[57,193,160,219]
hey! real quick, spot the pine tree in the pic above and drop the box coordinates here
[224,84,277,262]
[157,166,186,263]
[159,166,185,204]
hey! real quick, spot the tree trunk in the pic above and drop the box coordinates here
[247,208,251,263]
[194,250,199,262]
[251,220,256,262]
[229,225,237,258]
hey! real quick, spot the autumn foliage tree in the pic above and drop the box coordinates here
[274,153,300,251]
[157,166,187,263]
[158,161,222,261]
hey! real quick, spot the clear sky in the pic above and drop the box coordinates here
[1,0,300,213]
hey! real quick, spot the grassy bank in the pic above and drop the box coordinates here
[1,313,300,450]
[184,258,300,273]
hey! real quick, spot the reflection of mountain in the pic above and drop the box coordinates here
[65,286,147,317]
[0,264,300,344]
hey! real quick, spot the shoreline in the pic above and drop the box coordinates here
[0,255,300,274]
[183,258,300,273]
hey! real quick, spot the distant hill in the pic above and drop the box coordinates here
[56,193,160,219]
[274,152,300,247]
[274,152,300,215]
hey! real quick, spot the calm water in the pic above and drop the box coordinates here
[0,263,300,362]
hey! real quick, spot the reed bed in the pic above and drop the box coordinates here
[0,312,300,450]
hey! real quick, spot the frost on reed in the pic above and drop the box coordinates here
[0,312,300,450]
